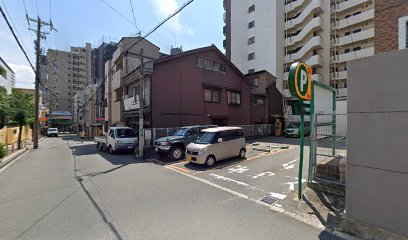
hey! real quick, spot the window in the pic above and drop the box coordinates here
[204,89,220,103]
[345,48,350,53]
[251,77,259,87]
[219,63,226,73]
[248,52,255,60]
[248,4,255,13]
[248,20,255,29]
[353,28,361,34]
[252,96,265,104]
[353,46,361,51]
[283,80,289,90]
[248,36,255,45]
[196,57,226,73]
[227,91,241,105]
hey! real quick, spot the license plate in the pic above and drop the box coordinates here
[127,146,133,149]
[187,156,192,161]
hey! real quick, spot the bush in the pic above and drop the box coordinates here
[0,143,6,159]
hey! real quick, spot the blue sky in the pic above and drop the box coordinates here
[0,0,224,88]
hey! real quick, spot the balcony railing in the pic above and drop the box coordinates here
[331,71,347,80]
[112,69,123,90]
[331,46,374,63]
[285,0,307,14]
[334,9,374,30]
[286,17,322,46]
[332,28,374,47]
[285,0,323,30]
[335,0,371,13]
[285,36,323,62]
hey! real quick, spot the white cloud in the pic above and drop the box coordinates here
[152,0,194,35]
[8,63,35,89]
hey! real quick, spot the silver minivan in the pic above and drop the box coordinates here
[185,127,246,167]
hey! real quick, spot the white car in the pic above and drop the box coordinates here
[47,128,59,137]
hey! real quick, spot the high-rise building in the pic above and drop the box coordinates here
[0,56,15,94]
[224,0,382,113]
[92,41,117,120]
[45,43,92,114]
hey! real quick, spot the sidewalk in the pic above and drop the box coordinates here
[0,137,45,170]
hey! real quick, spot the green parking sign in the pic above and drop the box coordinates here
[288,62,312,101]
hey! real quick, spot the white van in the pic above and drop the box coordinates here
[185,127,246,167]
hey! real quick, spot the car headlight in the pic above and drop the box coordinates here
[161,141,169,146]
[197,148,207,155]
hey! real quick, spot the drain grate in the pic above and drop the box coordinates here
[260,196,278,205]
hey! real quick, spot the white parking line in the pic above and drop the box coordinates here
[282,158,299,170]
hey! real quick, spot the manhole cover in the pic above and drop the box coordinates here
[260,196,278,205]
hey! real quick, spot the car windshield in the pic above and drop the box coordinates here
[287,123,300,129]
[172,128,188,136]
[116,129,136,138]
[195,132,216,144]
[48,128,58,132]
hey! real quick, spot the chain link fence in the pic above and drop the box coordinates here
[311,113,347,186]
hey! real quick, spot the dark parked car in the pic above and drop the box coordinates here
[155,125,217,160]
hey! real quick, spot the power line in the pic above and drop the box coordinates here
[0,5,35,72]
[0,1,34,64]
[97,0,134,25]
[79,0,195,109]
[35,0,39,16]
[129,0,138,33]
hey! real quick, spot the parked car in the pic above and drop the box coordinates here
[47,128,59,137]
[185,127,246,167]
[94,127,138,154]
[154,125,217,160]
[284,122,310,138]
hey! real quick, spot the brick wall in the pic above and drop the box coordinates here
[375,0,408,54]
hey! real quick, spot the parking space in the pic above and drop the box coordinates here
[148,136,310,210]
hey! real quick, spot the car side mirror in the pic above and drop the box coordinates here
[217,138,223,143]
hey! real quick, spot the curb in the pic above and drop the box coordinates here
[0,137,45,171]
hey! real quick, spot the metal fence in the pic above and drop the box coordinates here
[144,124,275,146]
[310,113,347,186]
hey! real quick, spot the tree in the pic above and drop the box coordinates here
[0,87,9,128]
[8,90,34,149]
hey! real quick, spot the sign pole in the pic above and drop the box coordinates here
[298,100,305,200]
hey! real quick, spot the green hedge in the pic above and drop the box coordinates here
[0,143,6,159]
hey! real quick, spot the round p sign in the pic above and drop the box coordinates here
[288,62,312,100]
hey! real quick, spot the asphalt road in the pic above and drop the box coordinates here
[0,135,346,240]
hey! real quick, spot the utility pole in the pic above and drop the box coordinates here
[27,16,57,149]
[138,48,144,158]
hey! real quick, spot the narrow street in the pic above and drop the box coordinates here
[0,136,345,240]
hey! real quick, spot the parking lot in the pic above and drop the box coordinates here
[148,136,310,210]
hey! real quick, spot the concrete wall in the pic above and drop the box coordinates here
[346,49,408,237]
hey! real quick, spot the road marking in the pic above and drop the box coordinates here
[168,165,190,173]
[284,178,307,191]
[250,172,275,179]
[269,192,287,200]
[149,158,166,165]
[209,173,250,187]
[227,165,250,174]
[282,158,299,170]
[165,164,329,231]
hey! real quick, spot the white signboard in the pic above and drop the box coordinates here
[123,96,139,111]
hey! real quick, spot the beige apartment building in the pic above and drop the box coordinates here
[224,0,386,114]
[45,43,92,114]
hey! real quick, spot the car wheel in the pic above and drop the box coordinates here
[108,145,115,154]
[239,148,246,159]
[158,151,167,158]
[99,144,104,151]
[169,146,184,160]
[96,143,100,149]
[205,155,216,167]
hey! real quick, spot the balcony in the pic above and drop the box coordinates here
[112,69,123,90]
[223,12,226,23]
[336,88,347,97]
[286,17,322,46]
[334,9,374,30]
[331,70,347,80]
[335,0,371,13]
[312,73,323,82]
[332,28,374,47]
[285,36,323,62]
[285,0,323,30]
[285,0,307,14]
[305,54,324,67]
[331,46,374,63]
